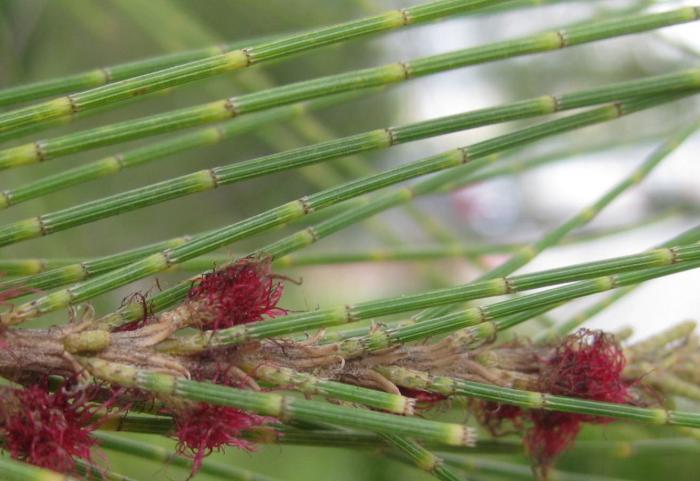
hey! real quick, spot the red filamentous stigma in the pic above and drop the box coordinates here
[528,329,631,476]
[174,403,273,477]
[0,381,102,473]
[188,257,287,330]
[474,330,631,479]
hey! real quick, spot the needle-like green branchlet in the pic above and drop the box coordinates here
[381,434,463,481]
[74,460,138,481]
[93,432,282,481]
[440,454,632,481]
[1,94,679,325]
[535,224,700,342]
[411,118,700,323]
[242,362,414,415]
[0,235,196,296]
[0,243,518,277]
[349,256,700,353]
[1,8,698,170]
[79,358,475,447]
[469,122,700,280]
[0,95,354,208]
[0,454,77,481]
[376,365,700,429]
[2,140,676,299]
[154,240,700,353]
[0,35,279,108]
[90,95,691,332]
[4,70,696,236]
[0,0,509,136]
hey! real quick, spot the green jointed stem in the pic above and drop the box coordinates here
[10,141,663,296]
[535,224,700,341]
[0,95,351,208]
[2,137,672,293]
[1,68,695,248]
[74,460,138,481]
[0,243,519,276]
[441,455,632,481]
[242,362,414,415]
[0,35,280,108]
[92,95,693,331]
[351,256,700,352]
[3,68,697,238]
[251,425,520,453]
[80,358,475,447]
[0,454,76,481]
[0,0,507,136]
[93,432,282,481]
[411,117,700,323]
[470,121,700,280]
[4,94,676,326]
[155,239,700,353]
[381,434,464,481]
[376,365,700,429]
[0,235,196,295]
[1,8,698,170]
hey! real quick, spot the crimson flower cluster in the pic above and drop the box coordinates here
[477,329,632,478]
[0,380,103,473]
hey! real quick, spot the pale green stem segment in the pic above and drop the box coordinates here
[474,121,700,280]
[0,454,77,481]
[79,358,474,447]
[93,432,283,481]
[411,117,700,323]
[90,95,693,332]
[0,35,279,107]
[0,94,353,209]
[1,8,698,169]
[260,426,700,457]
[2,68,697,228]
[381,433,464,481]
[376,365,700,428]
[628,320,697,359]
[337,256,700,354]
[0,235,196,295]
[441,454,632,481]
[73,460,138,481]
[243,362,414,415]
[0,211,679,278]
[0,243,518,276]
[1,143,676,298]
[535,223,700,341]
[0,101,628,324]
[2,94,676,326]
[155,240,700,353]
[0,0,509,136]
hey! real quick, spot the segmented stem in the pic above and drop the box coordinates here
[78,358,475,447]
[3,94,677,325]
[1,9,697,169]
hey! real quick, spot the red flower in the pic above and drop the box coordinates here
[188,257,287,330]
[0,381,101,473]
[473,330,631,479]
[527,329,631,475]
[174,403,273,476]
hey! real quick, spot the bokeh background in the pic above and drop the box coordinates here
[1,0,699,479]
